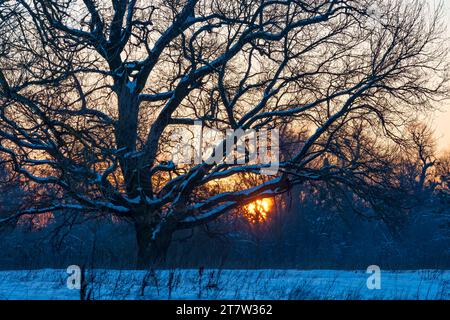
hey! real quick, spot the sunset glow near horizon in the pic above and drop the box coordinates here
[245,198,275,223]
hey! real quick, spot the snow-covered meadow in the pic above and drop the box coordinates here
[0,269,448,300]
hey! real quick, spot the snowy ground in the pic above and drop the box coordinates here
[0,269,448,300]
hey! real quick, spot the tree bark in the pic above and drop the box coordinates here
[134,218,175,269]
[115,82,173,268]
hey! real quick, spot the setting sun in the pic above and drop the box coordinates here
[245,198,274,223]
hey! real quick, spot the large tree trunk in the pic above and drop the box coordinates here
[115,83,174,268]
[134,217,175,269]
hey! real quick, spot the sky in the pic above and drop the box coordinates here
[432,0,450,152]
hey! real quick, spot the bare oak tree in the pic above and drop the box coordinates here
[0,0,448,266]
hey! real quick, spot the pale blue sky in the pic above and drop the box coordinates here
[432,0,450,152]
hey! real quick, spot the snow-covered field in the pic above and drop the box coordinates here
[0,269,448,300]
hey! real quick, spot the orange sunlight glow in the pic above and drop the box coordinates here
[244,198,274,223]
